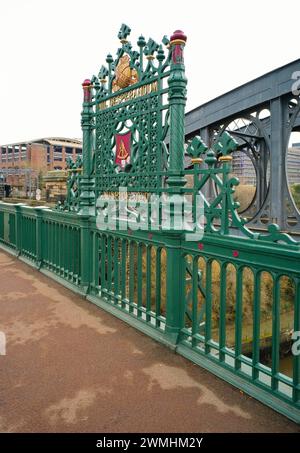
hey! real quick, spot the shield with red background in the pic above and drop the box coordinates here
[115,131,131,169]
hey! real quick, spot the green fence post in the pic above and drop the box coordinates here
[163,30,187,345]
[167,30,187,191]
[80,215,91,294]
[35,207,43,268]
[15,205,22,255]
[79,79,95,215]
[164,235,184,345]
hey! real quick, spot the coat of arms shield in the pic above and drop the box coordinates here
[115,131,131,169]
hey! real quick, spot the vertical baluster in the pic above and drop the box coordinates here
[64,225,68,278]
[28,218,30,256]
[58,223,61,272]
[59,223,62,274]
[48,222,51,268]
[146,245,151,322]
[219,262,227,361]
[44,221,47,266]
[52,222,55,270]
[271,275,280,390]
[107,235,112,300]
[91,231,95,293]
[23,217,25,254]
[113,237,119,304]
[100,234,106,297]
[48,221,50,267]
[129,241,135,313]
[53,222,56,270]
[121,239,127,309]
[26,217,29,256]
[77,227,81,284]
[61,225,65,276]
[25,217,27,255]
[69,226,72,277]
[90,231,95,292]
[55,222,59,272]
[293,278,300,403]
[235,266,243,370]
[26,217,28,254]
[192,256,198,348]
[137,243,143,317]
[205,259,212,355]
[155,247,161,328]
[33,218,35,258]
[61,224,65,276]
[73,227,77,280]
[66,225,70,279]
[32,218,34,257]
[95,233,100,294]
[252,271,261,380]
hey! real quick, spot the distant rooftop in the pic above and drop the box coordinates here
[1,137,82,149]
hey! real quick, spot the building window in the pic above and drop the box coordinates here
[14,145,19,161]
[65,147,73,154]
[21,145,27,160]
[53,145,63,161]
[47,145,50,163]
[0,147,6,162]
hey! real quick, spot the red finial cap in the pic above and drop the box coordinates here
[82,79,91,88]
[170,30,187,43]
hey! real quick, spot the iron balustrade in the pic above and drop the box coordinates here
[1,24,300,423]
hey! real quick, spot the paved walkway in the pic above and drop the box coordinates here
[0,250,299,433]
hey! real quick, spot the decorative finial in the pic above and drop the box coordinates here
[214,132,238,162]
[170,30,187,45]
[82,79,92,102]
[98,65,109,84]
[144,38,159,61]
[169,30,187,64]
[137,35,146,48]
[82,78,91,87]
[118,23,131,44]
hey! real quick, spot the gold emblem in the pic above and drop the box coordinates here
[112,55,138,92]
[116,139,129,160]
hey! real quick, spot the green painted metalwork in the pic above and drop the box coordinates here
[93,31,171,196]
[57,156,82,212]
[0,24,300,423]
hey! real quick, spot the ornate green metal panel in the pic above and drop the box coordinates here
[93,26,172,195]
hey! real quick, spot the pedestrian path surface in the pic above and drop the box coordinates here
[0,250,299,433]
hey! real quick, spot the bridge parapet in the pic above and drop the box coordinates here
[0,25,300,423]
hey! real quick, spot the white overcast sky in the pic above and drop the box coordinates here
[0,0,299,144]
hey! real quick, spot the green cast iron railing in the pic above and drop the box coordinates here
[89,229,166,332]
[42,219,81,284]
[0,202,300,422]
[1,24,300,424]
[0,204,16,250]
[178,236,300,410]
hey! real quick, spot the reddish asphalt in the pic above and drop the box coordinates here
[0,250,299,433]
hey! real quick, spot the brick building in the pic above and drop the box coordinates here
[0,137,82,194]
